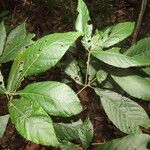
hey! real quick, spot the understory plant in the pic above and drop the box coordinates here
[0,0,150,149]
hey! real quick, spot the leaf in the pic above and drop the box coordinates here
[143,67,150,75]
[7,32,81,92]
[19,81,83,117]
[102,22,135,48]
[75,0,91,36]
[95,134,150,150]
[95,89,150,134]
[9,98,59,146]
[0,23,35,63]
[60,142,81,150]
[0,70,6,94]
[79,117,93,149]
[125,37,150,57]
[0,115,9,138]
[96,70,108,84]
[64,57,83,85]
[0,21,6,56]
[54,120,82,141]
[111,75,150,101]
[75,0,93,49]
[91,50,150,68]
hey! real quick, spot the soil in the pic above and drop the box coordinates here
[0,0,150,150]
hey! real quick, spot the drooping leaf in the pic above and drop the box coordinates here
[7,32,81,92]
[54,120,82,141]
[79,117,93,149]
[9,99,59,146]
[0,70,6,94]
[64,57,83,85]
[0,115,9,138]
[19,81,83,117]
[95,89,150,134]
[0,21,6,56]
[125,37,150,58]
[0,23,35,63]
[102,22,135,48]
[111,75,150,101]
[95,134,150,150]
[91,50,150,68]
[75,0,93,49]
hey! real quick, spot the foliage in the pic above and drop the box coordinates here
[0,0,150,149]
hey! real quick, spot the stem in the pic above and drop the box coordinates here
[132,0,147,44]
[76,84,89,96]
[85,52,91,85]
[76,78,96,96]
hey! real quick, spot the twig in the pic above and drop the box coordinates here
[85,52,91,85]
[132,0,148,44]
[76,78,96,96]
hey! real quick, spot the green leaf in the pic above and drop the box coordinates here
[102,22,135,48]
[75,0,93,49]
[0,21,6,56]
[111,75,150,101]
[7,32,81,92]
[0,23,35,63]
[95,89,150,134]
[79,117,93,149]
[0,70,6,94]
[125,37,150,57]
[91,50,150,68]
[19,81,83,117]
[9,99,59,146]
[64,57,83,85]
[0,115,9,138]
[54,120,82,141]
[143,67,150,75]
[60,142,81,150]
[96,70,108,84]
[91,22,134,49]
[95,134,150,150]
[75,0,91,35]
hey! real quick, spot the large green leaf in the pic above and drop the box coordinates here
[95,89,150,134]
[96,134,150,150]
[0,21,6,56]
[7,32,81,92]
[125,37,150,57]
[9,98,59,146]
[0,70,6,94]
[54,120,82,141]
[101,22,135,48]
[79,117,93,149]
[91,50,150,68]
[19,81,83,117]
[111,75,150,101]
[0,23,35,63]
[0,115,9,138]
[75,0,93,49]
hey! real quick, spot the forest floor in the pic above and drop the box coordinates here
[0,0,150,150]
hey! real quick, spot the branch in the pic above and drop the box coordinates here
[132,0,148,44]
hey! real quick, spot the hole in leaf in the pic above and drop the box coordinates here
[88,20,92,25]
